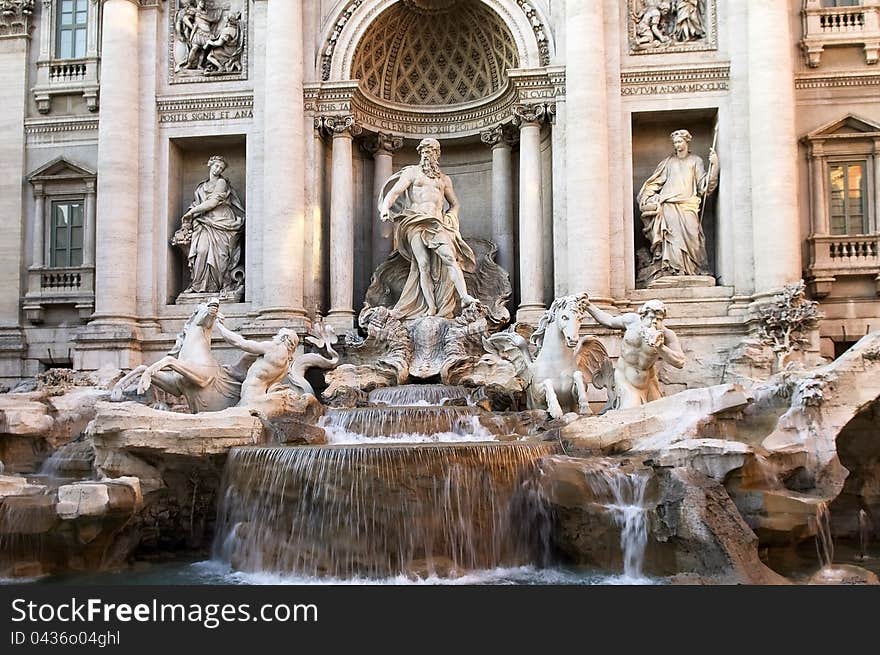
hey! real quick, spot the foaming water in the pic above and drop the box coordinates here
[213,442,558,579]
[368,384,472,407]
[321,407,498,443]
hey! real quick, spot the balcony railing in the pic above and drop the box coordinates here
[802,1,880,67]
[32,57,100,114]
[806,233,880,297]
[22,266,95,324]
[48,60,88,83]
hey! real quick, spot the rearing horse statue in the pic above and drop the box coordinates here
[110,299,254,413]
[484,293,608,419]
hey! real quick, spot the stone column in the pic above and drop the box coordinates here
[748,1,802,294]
[514,104,547,323]
[0,4,34,377]
[363,132,403,272]
[873,139,880,232]
[83,179,97,267]
[92,0,141,324]
[481,125,517,281]
[260,0,307,324]
[323,115,362,331]
[565,0,610,300]
[31,184,45,269]
[809,144,828,235]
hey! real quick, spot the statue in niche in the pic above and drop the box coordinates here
[173,1,244,78]
[377,138,478,320]
[584,299,686,410]
[171,155,245,301]
[637,129,718,285]
[630,0,709,52]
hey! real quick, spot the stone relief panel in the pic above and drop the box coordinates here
[628,0,716,55]
[169,0,248,83]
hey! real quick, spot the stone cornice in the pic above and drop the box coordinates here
[305,67,560,139]
[620,65,729,96]
[795,72,880,90]
[24,116,99,135]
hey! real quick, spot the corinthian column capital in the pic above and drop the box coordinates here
[513,103,549,127]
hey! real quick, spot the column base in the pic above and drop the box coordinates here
[516,303,546,325]
[325,310,356,332]
[73,319,143,371]
[0,327,27,385]
[245,308,311,340]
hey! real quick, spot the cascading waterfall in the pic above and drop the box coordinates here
[213,442,558,579]
[583,463,651,580]
[858,509,872,561]
[815,501,834,568]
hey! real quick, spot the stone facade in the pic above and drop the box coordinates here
[1,0,879,385]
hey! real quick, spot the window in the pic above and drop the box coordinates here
[56,0,89,60]
[51,200,84,267]
[822,0,861,6]
[828,161,868,235]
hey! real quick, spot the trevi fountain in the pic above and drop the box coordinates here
[0,0,879,587]
[1,136,878,586]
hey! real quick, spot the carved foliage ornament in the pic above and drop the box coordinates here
[628,0,717,55]
[0,0,35,36]
[170,0,247,84]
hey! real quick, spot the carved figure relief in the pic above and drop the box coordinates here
[170,0,247,83]
[171,155,246,302]
[628,0,716,54]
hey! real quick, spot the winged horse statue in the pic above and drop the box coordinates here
[483,293,609,419]
[110,299,254,413]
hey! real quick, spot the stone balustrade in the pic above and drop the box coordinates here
[22,265,95,324]
[806,233,880,297]
[801,0,880,66]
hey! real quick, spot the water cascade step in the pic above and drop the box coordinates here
[368,384,472,407]
[321,406,498,442]
[214,442,558,579]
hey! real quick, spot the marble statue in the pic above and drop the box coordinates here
[637,129,718,284]
[171,155,245,301]
[111,299,253,413]
[484,293,609,419]
[378,138,478,320]
[215,318,340,404]
[584,299,686,410]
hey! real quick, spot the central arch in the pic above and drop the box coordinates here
[321,0,551,84]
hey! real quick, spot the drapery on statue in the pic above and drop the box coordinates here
[377,138,478,320]
[637,128,718,282]
[584,299,686,410]
[172,155,245,299]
